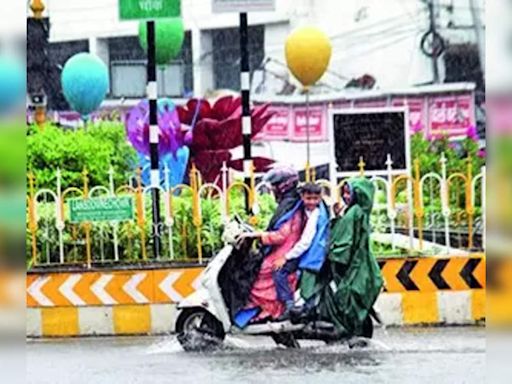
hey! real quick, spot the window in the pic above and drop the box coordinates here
[444,43,484,92]
[108,33,193,98]
[211,25,265,91]
[110,61,184,98]
[443,43,485,135]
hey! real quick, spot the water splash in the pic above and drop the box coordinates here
[359,338,392,351]
[224,336,253,349]
[311,337,391,354]
[146,336,183,355]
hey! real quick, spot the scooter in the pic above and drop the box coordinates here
[176,216,379,351]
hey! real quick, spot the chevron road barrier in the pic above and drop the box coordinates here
[26,256,486,337]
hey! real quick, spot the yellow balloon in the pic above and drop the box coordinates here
[285,26,332,87]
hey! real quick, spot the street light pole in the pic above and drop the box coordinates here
[468,0,485,75]
[239,12,252,214]
[29,0,48,128]
[146,20,162,259]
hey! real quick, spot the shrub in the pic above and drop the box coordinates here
[27,122,137,191]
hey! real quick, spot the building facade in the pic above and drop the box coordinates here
[37,0,484,103]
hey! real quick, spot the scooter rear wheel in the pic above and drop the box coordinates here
[361,315,373,339]
[271,333,300,349]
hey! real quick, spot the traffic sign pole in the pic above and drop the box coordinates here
[147,20,162,259]
[240,12,252,214]
[119,0,182,259]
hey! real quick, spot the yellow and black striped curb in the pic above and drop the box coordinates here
[27,304,178,337]
[26,291,485,338]
[487,257,512,291]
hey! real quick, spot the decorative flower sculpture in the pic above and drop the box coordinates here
[177,95,275,183]
[125,99,189,189]
[125,98,184,158]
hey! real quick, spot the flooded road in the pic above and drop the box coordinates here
[27,327,485,384]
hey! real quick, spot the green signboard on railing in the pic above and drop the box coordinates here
[69,197,134,223]
[119,0,181,20]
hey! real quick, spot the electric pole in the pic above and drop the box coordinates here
[146,21,162,259]
[28,0,50,128]
[427,0,440,83]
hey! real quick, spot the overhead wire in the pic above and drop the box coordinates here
[327,11,425,41]
[330,29,421,62]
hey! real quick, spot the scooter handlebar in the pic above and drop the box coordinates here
[222,216,256,246]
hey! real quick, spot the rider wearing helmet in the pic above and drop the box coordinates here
[262,165,301,230]
[221,166,302,325]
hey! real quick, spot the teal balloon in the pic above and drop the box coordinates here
[138,18,185,65]
[0,55,24,113]
[61,53,109,118]
[157,98,176,114]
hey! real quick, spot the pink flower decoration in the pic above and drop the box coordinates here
[466,125,479,141]
[177,96,276,183]
[410,122,423,135]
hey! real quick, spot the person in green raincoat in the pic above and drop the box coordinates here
[298,177,384,337]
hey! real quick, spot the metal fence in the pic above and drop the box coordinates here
[27,155,485,269]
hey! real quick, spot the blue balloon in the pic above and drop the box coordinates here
[61,53,109,119]
[0,55,24,113]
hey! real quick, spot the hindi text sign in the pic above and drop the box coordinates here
[119,0,181,20]
[291,106,326,142]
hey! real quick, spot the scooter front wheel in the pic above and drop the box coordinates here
[176,308,226,352]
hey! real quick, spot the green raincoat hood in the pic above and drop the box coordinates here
[346,177,375,216]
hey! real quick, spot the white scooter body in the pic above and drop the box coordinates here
[177,243,307,335]
[177,245,233,332]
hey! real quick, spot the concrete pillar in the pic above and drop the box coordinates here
[191,28,214,97]
[89,37,110,93]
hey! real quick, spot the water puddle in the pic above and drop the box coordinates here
[145,333,393,357]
